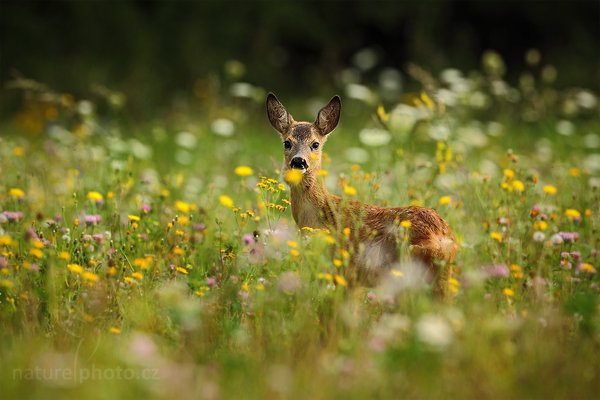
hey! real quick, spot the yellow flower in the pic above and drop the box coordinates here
[0,279,14,288]
[334,274,347,287]
[333,259,343,267]
[317,169,328,177]
[30,248,43,259]
[290,249,300,258]
[420,91,435,110]
[490,232,503,242]
[448,278,460,294]
[87,191,103,202]
[511,264,524,279]
[410,199,424,207]
[128,215,140,222]
[287,240,298,248]
[59,251,71,261]
[234,166,254,177]
[176,266,188,275]
[377,104,390,123]
[109,327,121,334]
[9,188,25,198]
[343,185,357,196]
[580,263,595,273]
[343,227,351,237]
[391,269,404,278]
[82,271,99,282]
[0,236,13,246]
[512,180,525,192]
[219,195,234,208]
[284,169,303,185]
[131,272,144,280]
[502,288,514,297]
[324,235,336,245]
[439,196,452,205]
[175,201,190,213]
[32,240,44,249]
[67,263,83,274]
[13,147,25,157]
[400,220,412,229]
[569,167,580,177]
[503,169,515,179]
[533,220,548,231]
[565,209,581,220]
[133,257,152,269]
[543,185,557,195]
[318,273,333,282]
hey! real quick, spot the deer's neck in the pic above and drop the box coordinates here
[290,172,337,229]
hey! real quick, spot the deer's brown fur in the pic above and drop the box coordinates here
[266,93,457,296]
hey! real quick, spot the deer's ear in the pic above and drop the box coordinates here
[266,93,293,134]
[315,95,341,135]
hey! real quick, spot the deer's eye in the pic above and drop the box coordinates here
[283,141,292,150]
[311,142,320,150]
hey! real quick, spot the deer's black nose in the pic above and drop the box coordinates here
[290,157,308,170]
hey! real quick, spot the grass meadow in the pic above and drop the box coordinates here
[1,55,599,399]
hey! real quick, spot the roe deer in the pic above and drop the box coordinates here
[266,93,458,296]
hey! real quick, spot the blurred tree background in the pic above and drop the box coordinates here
[1,0,598,119]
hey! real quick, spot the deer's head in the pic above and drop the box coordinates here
[266,93,341,177]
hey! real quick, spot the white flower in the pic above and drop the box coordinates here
[533,231,546,242]
[583,154,600,174]
[575,90,597,109]
[352,48,378,71]
[389,104,418,133]
[556,120,575,136]
[428,121,451,141]
[440,68,463,84]
[229,82,255,98]
[77,100,94,116]
[359,128,391,147]
[344,147,369,163]
[211,118,235,137]
[416,314,453,349]
[345,83,375,103]
[129,139,152,160]
[550,234,563,245]
[175,131,198,149]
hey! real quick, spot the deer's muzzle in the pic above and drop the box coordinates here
[290,156,308,171]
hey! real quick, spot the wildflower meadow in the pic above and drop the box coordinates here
[1,52,599,399]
